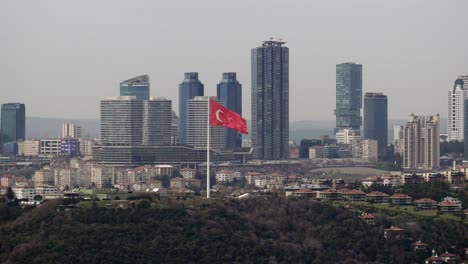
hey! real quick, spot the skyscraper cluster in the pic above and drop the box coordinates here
[334,63,388,157]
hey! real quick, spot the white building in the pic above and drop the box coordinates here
[393,125,404,156]
[447,77,468,142]
[216,170,234,182]
[336,129,361,144]
[18,140,40,156]
[180,168,195,179]
[40,139,62,156]
[403,114,440,170]
[12,187,37,201]
[186,96,225,149]
[361,139,378,162]
[79,139,96,157]
[35,186,58,195]
[62,123,82,139]
[143,97,172,146]
[91,165,116,189]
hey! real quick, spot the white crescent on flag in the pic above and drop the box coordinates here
[215,110,225,123]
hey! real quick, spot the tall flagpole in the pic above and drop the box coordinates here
[206,98,210,198]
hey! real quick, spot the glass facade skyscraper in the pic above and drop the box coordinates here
[120,75,150,101]
[335,63,362,133]
[363,92,388,155]
[217,72,242,149]
[178,72,204,145]
[100,96,143,146]
[251,40,289,160]
[1,103,26,150]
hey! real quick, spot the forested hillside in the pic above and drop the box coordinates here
[0,197,466,263]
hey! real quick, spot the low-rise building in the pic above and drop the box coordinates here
[342,189,367,202]
[437,201,462,213]
[12,187,37,201]
[359,214,376,225]
[293,189,317,198]
[35,186,58,196]
[318,189,342,201]
[389,194,412,205]
[411,241,428,251]
[414,198,437,210]
[366,191,389,203]
[18,139,40,156]
[384,226,404,239]
[216,170,234,182]
[180,168,196,179]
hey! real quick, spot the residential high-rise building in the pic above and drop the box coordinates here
[447,77,468,142]
[143,97,172,146]
[186,96,225,149]
[363,93,388,155]
[403,114,440,170]
[179,73,204,144]
[335,63,362,133]
[100,96,143,146]
[251,40,289,160]
[62,123,82,139]
[120,75,150,101]
[1,103,26,150]
[393,125,404,156]
[217,72,242,149]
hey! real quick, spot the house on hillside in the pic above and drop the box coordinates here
[414,198,437,210]
[389,194,412,205]
[366,191,389,203]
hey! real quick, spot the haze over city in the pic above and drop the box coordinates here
[2,0,468,121]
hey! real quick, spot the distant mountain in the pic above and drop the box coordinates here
[288,118,448,144]
[26,117,99,139]
[25,117,447,143]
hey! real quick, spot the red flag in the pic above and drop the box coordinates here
[210,98,248,135]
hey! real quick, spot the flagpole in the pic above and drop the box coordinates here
[206,98,210,199]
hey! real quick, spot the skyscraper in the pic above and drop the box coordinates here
[171,111,179,145]
[186,96,225,149]
[1,103,26,149]
[335,63,362,132]
[142,97,172,146]
[447,77,468,142]
[100,96,143,146]
[464,99,468,160]
[403,114,440,170]
[120,75,150,101]
[363,92,388,155]
[217,72,242,149]
[251,40,289,160]
[62,123,82,139]
[179,72,204,144]
[393,125,404,156]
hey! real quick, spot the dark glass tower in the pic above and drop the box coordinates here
[335,63,362,132]
[363,93,388,155]
[217,72,242,149]
[464,98,468,161]
[178,72,204,144]
[120,75,150,101]
[251,40,289,160]
[1,103,26,150]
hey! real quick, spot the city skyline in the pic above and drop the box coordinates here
[2,1,468,121]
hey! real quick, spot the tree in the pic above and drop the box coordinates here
[6,187,15,201]
[33,195,43,202]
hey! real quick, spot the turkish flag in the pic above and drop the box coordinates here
[210,99,248,135]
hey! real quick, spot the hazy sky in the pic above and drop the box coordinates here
[1,0,468,121]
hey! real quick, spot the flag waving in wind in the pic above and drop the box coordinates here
[209,98,248,135]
